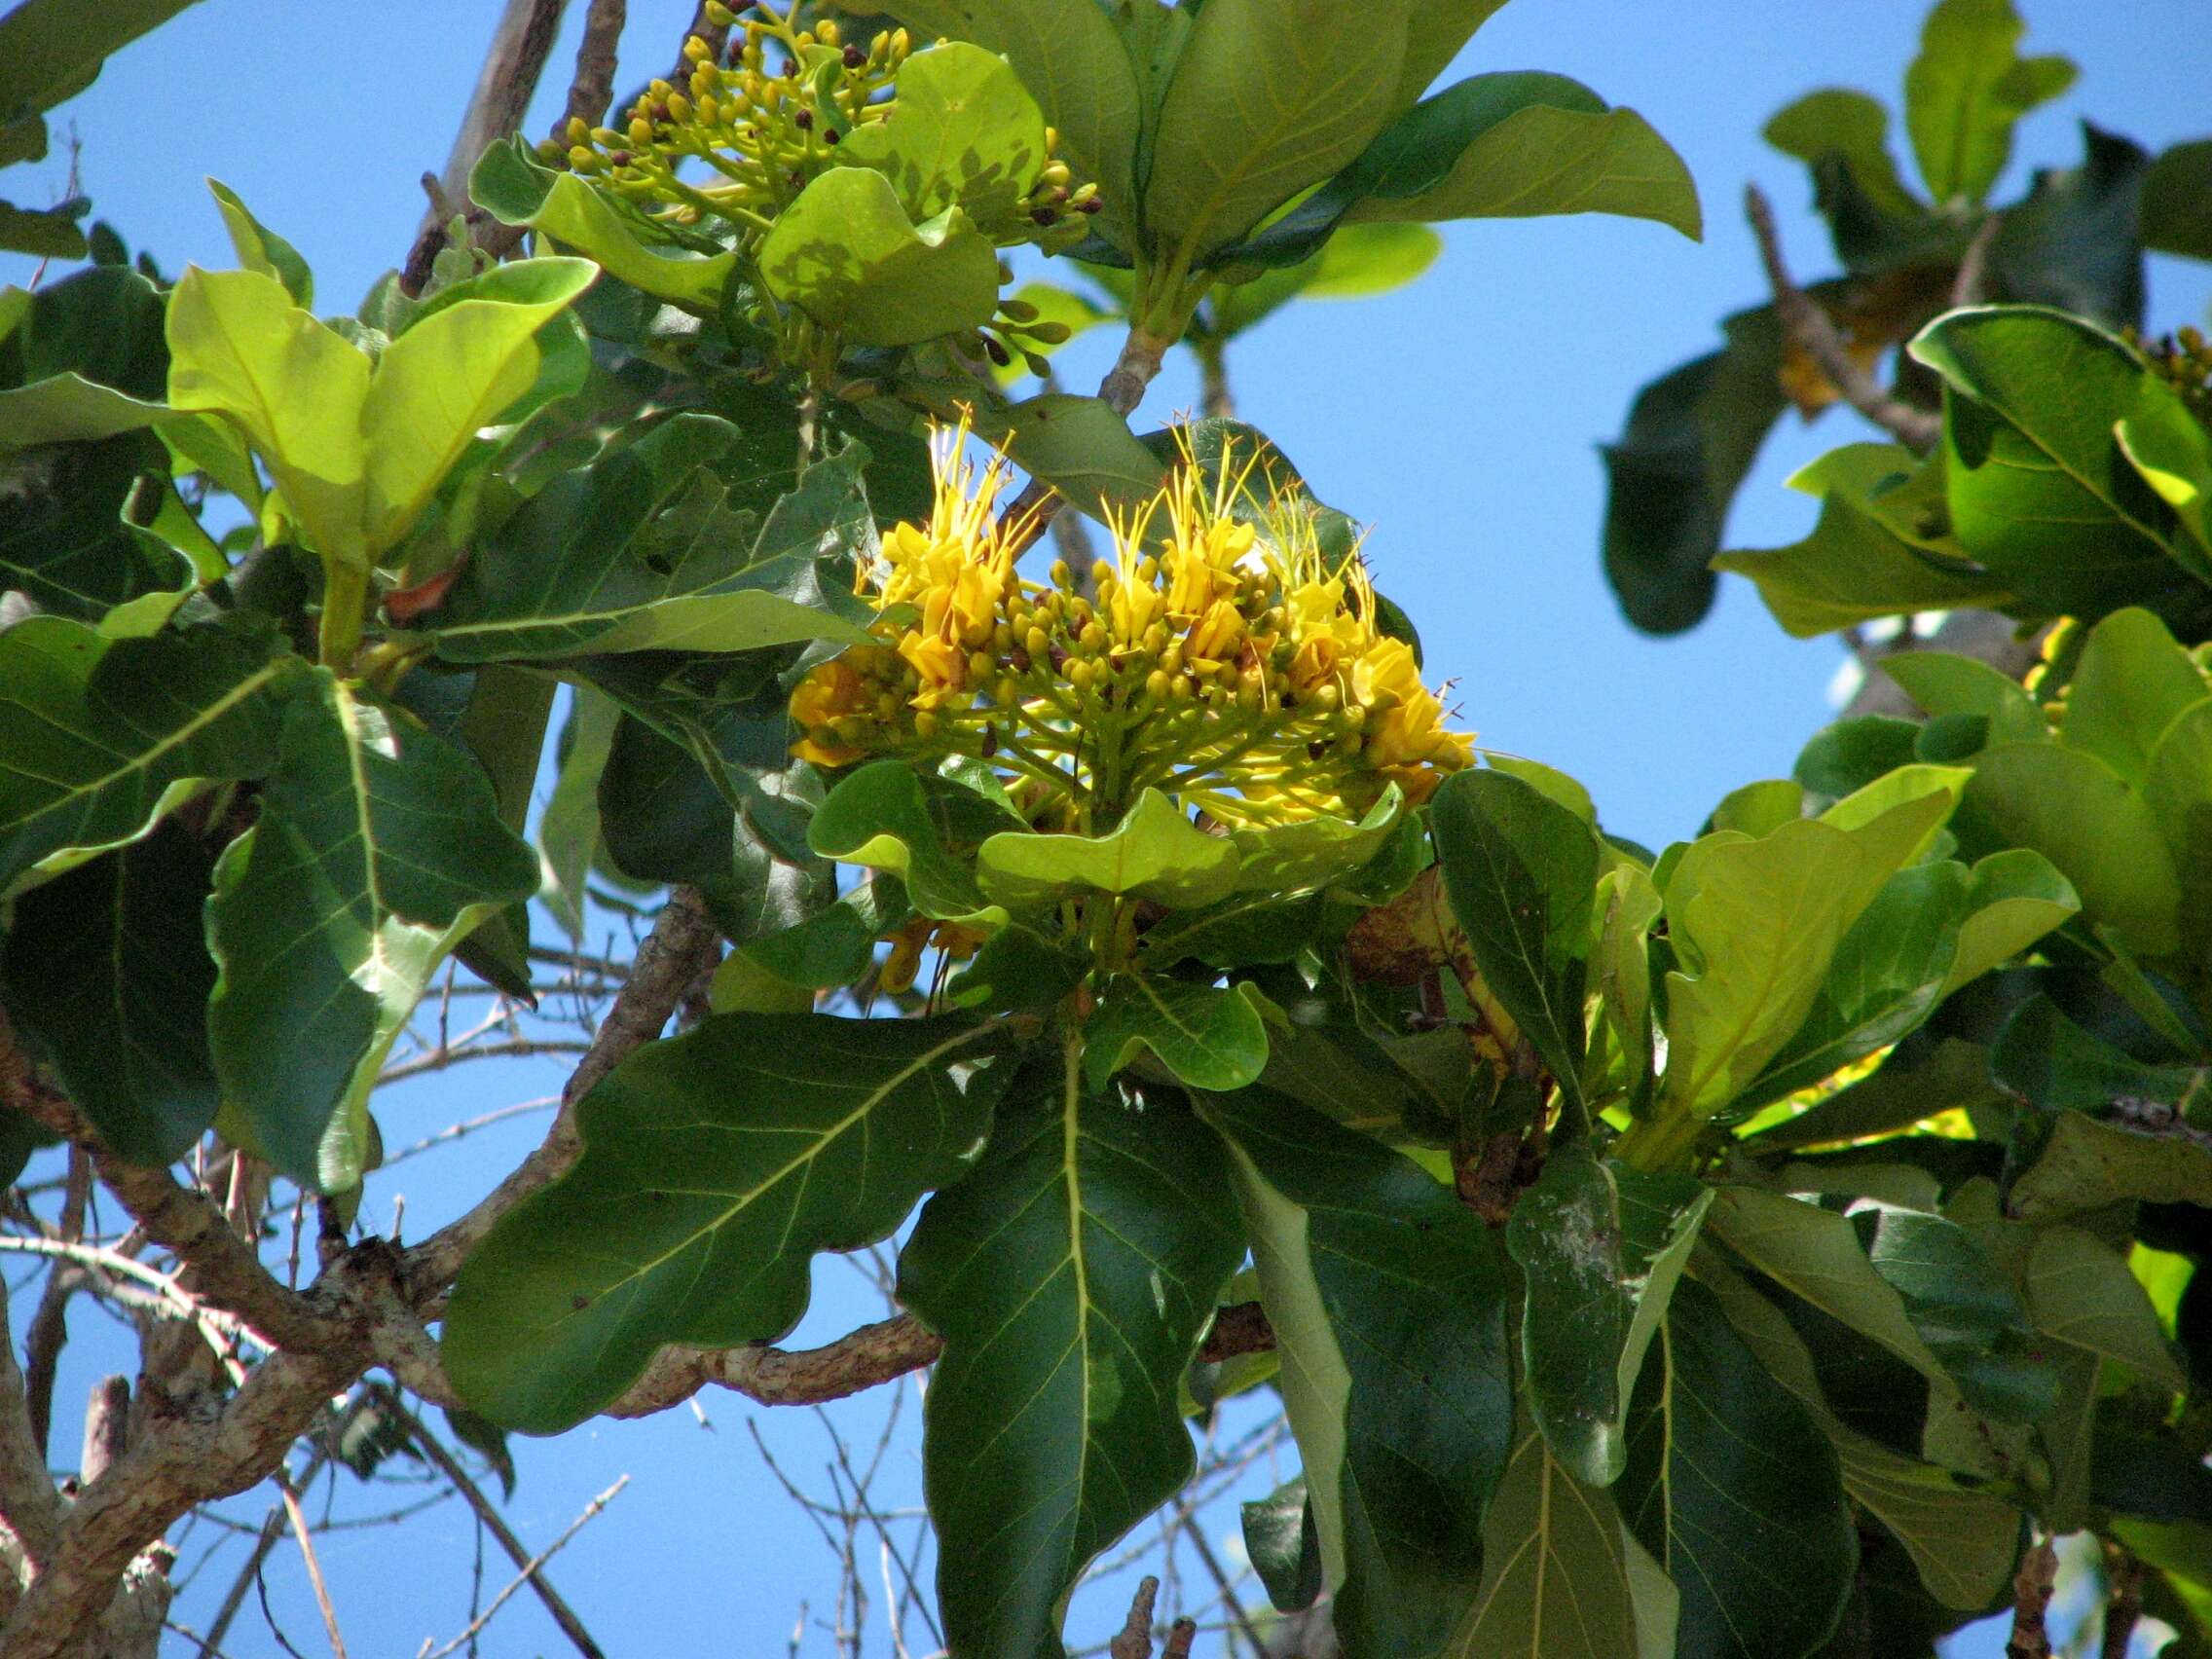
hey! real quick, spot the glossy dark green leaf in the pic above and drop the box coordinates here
[1242,1477,1324,1613]
[0,0,204,128]
[0,614,292,893]
[2142,138,2212,262]
[446,1013,1019,1434]
[0,823,217,1163]
[1856,1203,2057,1422]
[1139,889,1326,971]
[1431,768,1599,1117]
[207,672,538,1192]
[741,874,911,991]
[1617,1277,1858,1659]
[942,923,1087,1015]
[901,1061,1241,1659]
[1505,1148,1711,1487]
[424,416,871,662]
[1209,1087,1512,1658]
[1991,994,2205,1116]
[1794,718,1922,803]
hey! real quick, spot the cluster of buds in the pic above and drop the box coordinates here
[541,4,1100,258]
[2130,324,2212,424]
[791,427,1474,830]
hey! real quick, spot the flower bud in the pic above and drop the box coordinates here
[704,0,736,21]
[683,34,710,61]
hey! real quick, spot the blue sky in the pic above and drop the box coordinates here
[6,0,2210,1653]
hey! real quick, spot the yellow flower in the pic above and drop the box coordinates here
[790,657,871,765]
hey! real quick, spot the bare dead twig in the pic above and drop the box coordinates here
[1109,1575,1161,1659]
[383,1387,608,1659]
[1745,183,1940,453]
[21,1149,88,1458]
[276,1475,348,1659]
[419,1476,627,1659]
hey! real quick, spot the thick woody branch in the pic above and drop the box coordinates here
[0,1272,62,1570]
[407,886,720,1294]
[1745,183,1940,454]
[561,0,629,132]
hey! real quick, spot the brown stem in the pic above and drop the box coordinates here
[561,0,629,131]
[1109,1575,1160,1659]
[79,1377,129,1487]
[2102,1545,2144,1659]
[21,1150,89,1458]
[1161,1620,1198,1659]
[1197,339,1235,421]
[1745,183,1940,453]
[2007,1535,2057,1659]
[401,0,571,293]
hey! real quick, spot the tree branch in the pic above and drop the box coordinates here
[1109,1575,1161,1659]
[1745,183,1940,453]
[560,0,628,132]
[0,1271,62,1571]
[2007,1535,2057,1659]
[21,1149,89,1458]
[400,0,571,294]
[422,1477,626,1659]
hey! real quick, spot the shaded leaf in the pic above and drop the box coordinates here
[2007,1111,2212,1222]
[977,789,1237,911]
[761,169,998,347]
[2142,138,2212,262]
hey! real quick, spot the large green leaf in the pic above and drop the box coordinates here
[977,790,1237,911]
[2144,700,2212,972]
[204,178,313,308]
[2059,608,2208,787]
[2024,1227,2185,1392]
[760,168,999,348]
[0,434,193,627]
[206,672,538,1192]
[2141,138,2212,262]
[424,416,870,661]
[1506,1149,1711,1487]
[444,1014,1018,1434]
[1763,90,1920,220]
[1659,786,1955,1118]
[1431,767,1600,1116]
[1209,1087,1513,1658]
[1697,1251,2024,1612]
[165,265,371,569]
[1616,1277,1858,1659]
[1956,741,2182,957]
[1144,0,1409,261]
[0,615,293,893]
[1229,784,1402,894]
[358,258,595,554]
[0,824,219,1163]
[1856,1203,2057,1423]
[2008,1110,2212,1222]
[1901,0,2074,206]
[870,0,1140,247]
[1908,307,2195,613]
[839,41,1047,226]
[0,0,203,127]
[1939,849,2080,996]
[537,686,619,940]
[469,137,737,310]
[2119,385,2212,566]
[901,1055,1242,1659]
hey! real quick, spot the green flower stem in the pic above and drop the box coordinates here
[318,561,370,669]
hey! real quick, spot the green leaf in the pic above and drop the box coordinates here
[203,178,313,307]
[165,265,370,569]
[1446,1410,1657,1659]
[1764,89,1920,219]
[0,372,168,449]
[1659,788,1955,1118]
[358,257,595,554]
[1907,307,2194,614]
[1228,785,1402,894]
[808,758,1017,926]
[871,0,1140,248]
[1990,995,2205,1116]
[992,391,1166,527]
[1431,768,1601,1116]
[1956,742,2182,958]
[0,824,218,1163]
[1145,0,1409,262]
[1617,1276,1859,1659]
[839,41,1047,226]
[2008,1110,2212,1222]
[1697,1250,2024,1612]
[537,687,619,940]
[1242,1477,1323,1613]
[1084,974,1271,1093]
[2057,608,2208,787]
[901,1055,1242,1659]
[2025,1227,2186,1392]
[2144,700,2212,973]
[0,0,203,127]
[444,1013,1017,1433]
[1140,889,1325,971]
[1208,1087,1513,1658]
[760,168,998,348]
[469,137,737,309]
[0,436,190,628]
[1856,1203,2057,1422]
[1884,652,2047,748]
[2119,387,2212,564]
[1506,1149,1711,1487]
[0,615,292,893]
[1339,78,1700,240]
[0,198,87,259]
[207,672,538,1192]
[1902,0,2075,205]
[741,874,909,992]
[943,921,1088,1015]
[977,792,1233,915]
[2141,139,2212,262]
[424,418,872,660]
[1594,864,1663,1092]
[1207,222,1442,340]
[1940,849,2080,996]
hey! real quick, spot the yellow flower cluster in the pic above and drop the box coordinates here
[790,428,1473,829]
[544,3,1097,255]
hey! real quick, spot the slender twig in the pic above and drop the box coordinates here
[1745,183,1940,453]
[384,1388,609,1659]
[199,1437,342,1659]
[276,1476,348,1659]
[21,1150,89,1457]
[377,1039,591,1086]
[1952,211,2003,308]
[561,0,629,131]
[383,1098,559,1168]
[1180,1516,1267,1658]
[1109,1576,1161,1659]
[419,1477,627,1659]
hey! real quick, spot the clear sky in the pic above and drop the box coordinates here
[5,0,2210,1654]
